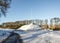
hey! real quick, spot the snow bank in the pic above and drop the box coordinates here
[18,23,41,30]
[0,28,15,30]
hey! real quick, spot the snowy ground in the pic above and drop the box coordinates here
[0,29,60,43]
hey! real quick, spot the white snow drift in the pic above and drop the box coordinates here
[18,23,41,30]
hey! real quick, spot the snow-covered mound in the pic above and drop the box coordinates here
[18,23,41,30]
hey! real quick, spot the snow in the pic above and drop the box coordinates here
[18,23,41,30]
[20,30,60,43]
[0,28,60,43]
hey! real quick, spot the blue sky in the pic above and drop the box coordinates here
[0,0,60,24]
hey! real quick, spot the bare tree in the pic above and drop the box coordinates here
[45,19,48,25]
[50,17,60,30]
